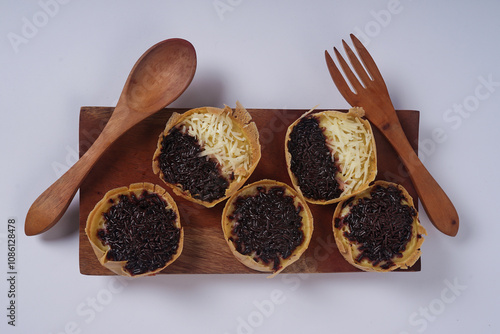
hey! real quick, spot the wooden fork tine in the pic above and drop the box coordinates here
[333,47,364,94]
[350,34,388,90]
[342,39,372,87]
[324,50,357,103]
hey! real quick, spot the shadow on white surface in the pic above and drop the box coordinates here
[171,67,226,108]
[40,200,80,240]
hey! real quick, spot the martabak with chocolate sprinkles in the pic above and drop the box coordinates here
[333,181,426,272]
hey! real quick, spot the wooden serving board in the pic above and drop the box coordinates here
[79,107,420,275]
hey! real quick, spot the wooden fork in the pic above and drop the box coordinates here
[325,34,459,236]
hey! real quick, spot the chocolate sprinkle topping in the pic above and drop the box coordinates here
[229,186,304,271]
[287,115,342,201]
[336,185,417,269]
[97,190,180,276]
[158,127,229,203]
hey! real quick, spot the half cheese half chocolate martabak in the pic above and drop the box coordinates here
[85,183,183,277]
[152,102,261,208]
[285,107,377,204]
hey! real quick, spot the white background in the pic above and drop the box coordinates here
[1,1,499,333]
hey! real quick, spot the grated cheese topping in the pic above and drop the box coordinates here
[179,111,251,182]
[320,113,374,196]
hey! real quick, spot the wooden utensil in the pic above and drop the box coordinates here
[25,38,197,236]
[325,34,459,236]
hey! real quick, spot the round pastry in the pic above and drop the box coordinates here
[85,183,183,277]
[152,102,261,208]
[333,181,426,272]
[222,179,313,277]
[285,107,377,204]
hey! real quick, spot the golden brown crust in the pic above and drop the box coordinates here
[85,182,183,277]
[285,107,377,205]
[332,180,426,272]
[221,179,313,278]
[152,102,261,208]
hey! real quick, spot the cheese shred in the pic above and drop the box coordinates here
[180,112,251,182]
[321,113,374,196]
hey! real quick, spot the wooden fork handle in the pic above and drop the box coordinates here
[380,120,459,236]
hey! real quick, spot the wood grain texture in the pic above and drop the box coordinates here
[79,107,421,275]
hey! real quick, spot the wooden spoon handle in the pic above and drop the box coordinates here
[24,113,126,236]
[382,121,459,236]
[25,153,94,235]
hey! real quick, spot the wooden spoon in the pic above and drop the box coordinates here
[25,38,197,236]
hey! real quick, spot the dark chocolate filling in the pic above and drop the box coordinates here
[97,190,180,276]
[228,186,304,271]
[335,185,417,269]
[158,127,229,203]
[287,115,342,201]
